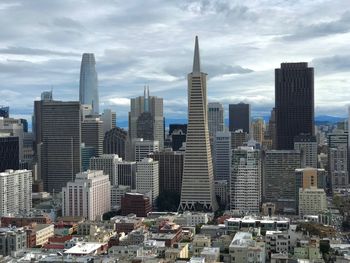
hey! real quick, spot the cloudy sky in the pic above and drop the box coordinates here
[1,0,350,124]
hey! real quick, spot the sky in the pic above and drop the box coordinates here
[1,0,350,124]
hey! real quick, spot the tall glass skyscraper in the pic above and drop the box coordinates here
[79,53,99,114]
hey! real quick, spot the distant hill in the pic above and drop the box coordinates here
[116,115,347,130]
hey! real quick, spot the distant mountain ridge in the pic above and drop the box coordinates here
[116,115,347,129]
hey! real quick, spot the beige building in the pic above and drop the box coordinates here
[62,170,111,221]
[34,224,54,246]
[252,118,264,144]
[136,158,159,204]
[229,232,265,263]
[192,235,211,257]
[299,187,327,217]
[178,36,218,212]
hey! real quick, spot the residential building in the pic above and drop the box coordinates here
[62,170,111,221]
[229,232,265,263]
[231,147,261,213]
[178,36,218,212]
[263,150,301,213]
[0,227,27,256]
[0,169,32,216]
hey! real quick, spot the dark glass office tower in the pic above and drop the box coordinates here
[229,103,251,133]
[275,62,314,150]
[0,136,19,172]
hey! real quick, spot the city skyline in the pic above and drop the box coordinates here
[0,1,350,123]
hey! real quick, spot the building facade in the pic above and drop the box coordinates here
[294,134,317,168]
[62,170,111,221]
[208,102,224,139]
[82,117,104,157]
[213,131,231,181]
[136,158,159,204]
[275,62,314,150]
[229,103,251,133]
[103,127,127,160]
[79,53,99,114]
[230,147,261,213]
[178,37,218,212]
[0,169,32,216]
[89,154,121,186]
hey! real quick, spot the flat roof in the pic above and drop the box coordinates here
[64,242,105,255]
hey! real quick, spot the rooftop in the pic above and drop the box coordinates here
[64,242,105,255]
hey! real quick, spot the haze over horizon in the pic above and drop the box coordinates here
[1,0,350,122]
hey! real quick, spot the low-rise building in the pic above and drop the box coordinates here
[0,227,27,256]
[200,247,220,263]
[34,224,54,246]
[192,235,211,256]
[64,242,108,256]
[229,232,265,263]
[299,187,327,217]
[174,212,212,226]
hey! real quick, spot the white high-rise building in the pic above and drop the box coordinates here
[178,36,218,212]
[230,147,261,213]
[208,102,224,138]
[136,158,159,204]
[213,131,231,181]
[62,170,111,221]
[89,154,122,186]
[134,139,159,162]
[101,109,116,134]
[0,169,32,216]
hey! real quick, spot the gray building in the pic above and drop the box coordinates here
[149,149,184,194]
[103,127,127,160]
[0,227,27,256]
[82,117,104,157]
[263,150,301,213]
[79,53,99,114]
[118,161,137,189]
[34,100,81,192]
[294,134,317,168]
[208,102,224,139]
[128,86,164,153]
[213,131,231,181]
[229,103,251,133]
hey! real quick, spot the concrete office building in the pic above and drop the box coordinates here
[34,99,81,192]
[275,63,314,150]
[178,37,218,212]
[0,135,19,172]
[111,185,131,211]
[62,170,111,221]
[103,127,127,160]
[149,150,184,194]
[134,138,159,162]
[263,150,301,213]
[101,109,116,134]
[129,86,164,151]
[294,134,317,168]
[82,117,104,157]
[299,187,327,217]
[252,118,264,144]
[136,158,159,204]
[0,169,32,216]
[231,129,248,150]
[89,154,121,186]
[79,53,99,114]
[118,161,137,189]
[229,103,251,133]
[230,147,261,213]
[208,102,224,138]
[213,131,231,181]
